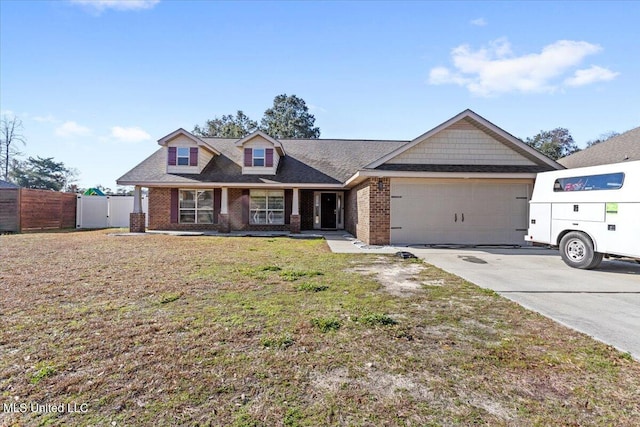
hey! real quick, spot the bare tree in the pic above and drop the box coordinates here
[0,115,26,181]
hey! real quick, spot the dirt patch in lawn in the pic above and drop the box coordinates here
[1,230,639,427]
[347,257,438,296]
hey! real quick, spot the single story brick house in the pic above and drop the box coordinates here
[117,109,562,245]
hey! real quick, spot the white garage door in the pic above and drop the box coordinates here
[390,179,531,245]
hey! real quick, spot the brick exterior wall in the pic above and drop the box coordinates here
[218,213,230,233]
[345,180,370,243]
[369,177,390,245]
[149,187,298,233]
[290,214,301,233]
[345,183,362,240]
[228,188,246,231]
[148,187,220,231]
[129,212,146,233]
[344,178,390,245]
[300,190,315,230]
[148,187,172,230]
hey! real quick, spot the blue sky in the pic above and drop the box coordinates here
[1,0,638,189]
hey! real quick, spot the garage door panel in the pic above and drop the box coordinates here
[390,180,529,245]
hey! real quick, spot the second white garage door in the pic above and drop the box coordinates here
[390,179,531,245]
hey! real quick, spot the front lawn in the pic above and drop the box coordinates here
[1,230,639,426]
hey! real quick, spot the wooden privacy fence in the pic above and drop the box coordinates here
[0,188,77,232]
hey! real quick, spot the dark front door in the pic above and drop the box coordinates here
[321,193,337,228]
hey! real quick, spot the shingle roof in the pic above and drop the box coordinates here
[117,138,408,185]
[0,179,19,189]
[558,127,640,168]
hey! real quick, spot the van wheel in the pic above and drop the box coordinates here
[559,232,603,269]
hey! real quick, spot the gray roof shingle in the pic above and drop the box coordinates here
[117,138,408,185]
[559,127,640,168]
[0,179,19,189]
[118,127,559,186]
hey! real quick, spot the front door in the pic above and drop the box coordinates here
[320,193,337,228]
[313,191,344,230]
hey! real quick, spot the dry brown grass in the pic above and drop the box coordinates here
[1,230,639,426]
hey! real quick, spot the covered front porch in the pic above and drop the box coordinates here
[129,186,346,234]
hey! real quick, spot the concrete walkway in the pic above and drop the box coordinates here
[324,233,640,360]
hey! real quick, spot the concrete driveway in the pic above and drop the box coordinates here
[326,235,640,360]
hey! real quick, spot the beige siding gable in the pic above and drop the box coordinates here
[388,127,536,166]
[168,135,197,147]
[242,136,280,175]
[166,135,214,174]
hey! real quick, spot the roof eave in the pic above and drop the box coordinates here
[116,178,344,189]
[347,169,538,182]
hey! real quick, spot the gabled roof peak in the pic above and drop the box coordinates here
[365,109,562,170]
[235,130,286,156]
[157,128,220,155]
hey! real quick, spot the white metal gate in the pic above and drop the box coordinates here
[76,195,148,229]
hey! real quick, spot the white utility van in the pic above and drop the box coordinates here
[525,160,640,269]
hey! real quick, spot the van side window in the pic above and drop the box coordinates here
[553,172,624,192]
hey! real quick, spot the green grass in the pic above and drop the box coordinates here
[0,230,638,426]
[310,316,342,332]
[355,313,398,327]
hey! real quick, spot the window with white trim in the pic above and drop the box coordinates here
[250,190,284,224]
[253,148,265,167]
[177,147,190,166]
[179,190,214,223]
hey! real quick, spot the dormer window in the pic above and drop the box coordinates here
[168,146,199,167]
[177,148,190,166]
[253,148,265,167]
[243,148,274,168]
[237,131,284,175]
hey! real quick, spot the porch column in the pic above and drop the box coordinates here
[133,185,143,213]
[219,187,230,233]
[290,188,300,233]
[129,185,146,233]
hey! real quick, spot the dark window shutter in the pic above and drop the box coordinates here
[284,189,292,224]
[213,188,221,224]
[170,189,179,223]
[168,147,177,166]
[189,147,198,166]
[242,189,250,224]
[265,148,274,167]
[244,148,252,167]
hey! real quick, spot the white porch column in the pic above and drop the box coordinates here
[133,186,143,213]
[292,188,299,215]
[220,187,229,214]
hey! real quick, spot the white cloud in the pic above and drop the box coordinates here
[33,114,59,123]
[564,65,620,87]
[110,126,151,143]
[69,0,159,13]
[428,38,618,96]
[471,18,487,27]
[56,121,92,137]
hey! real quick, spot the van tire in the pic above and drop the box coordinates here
[559,232,603,269]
